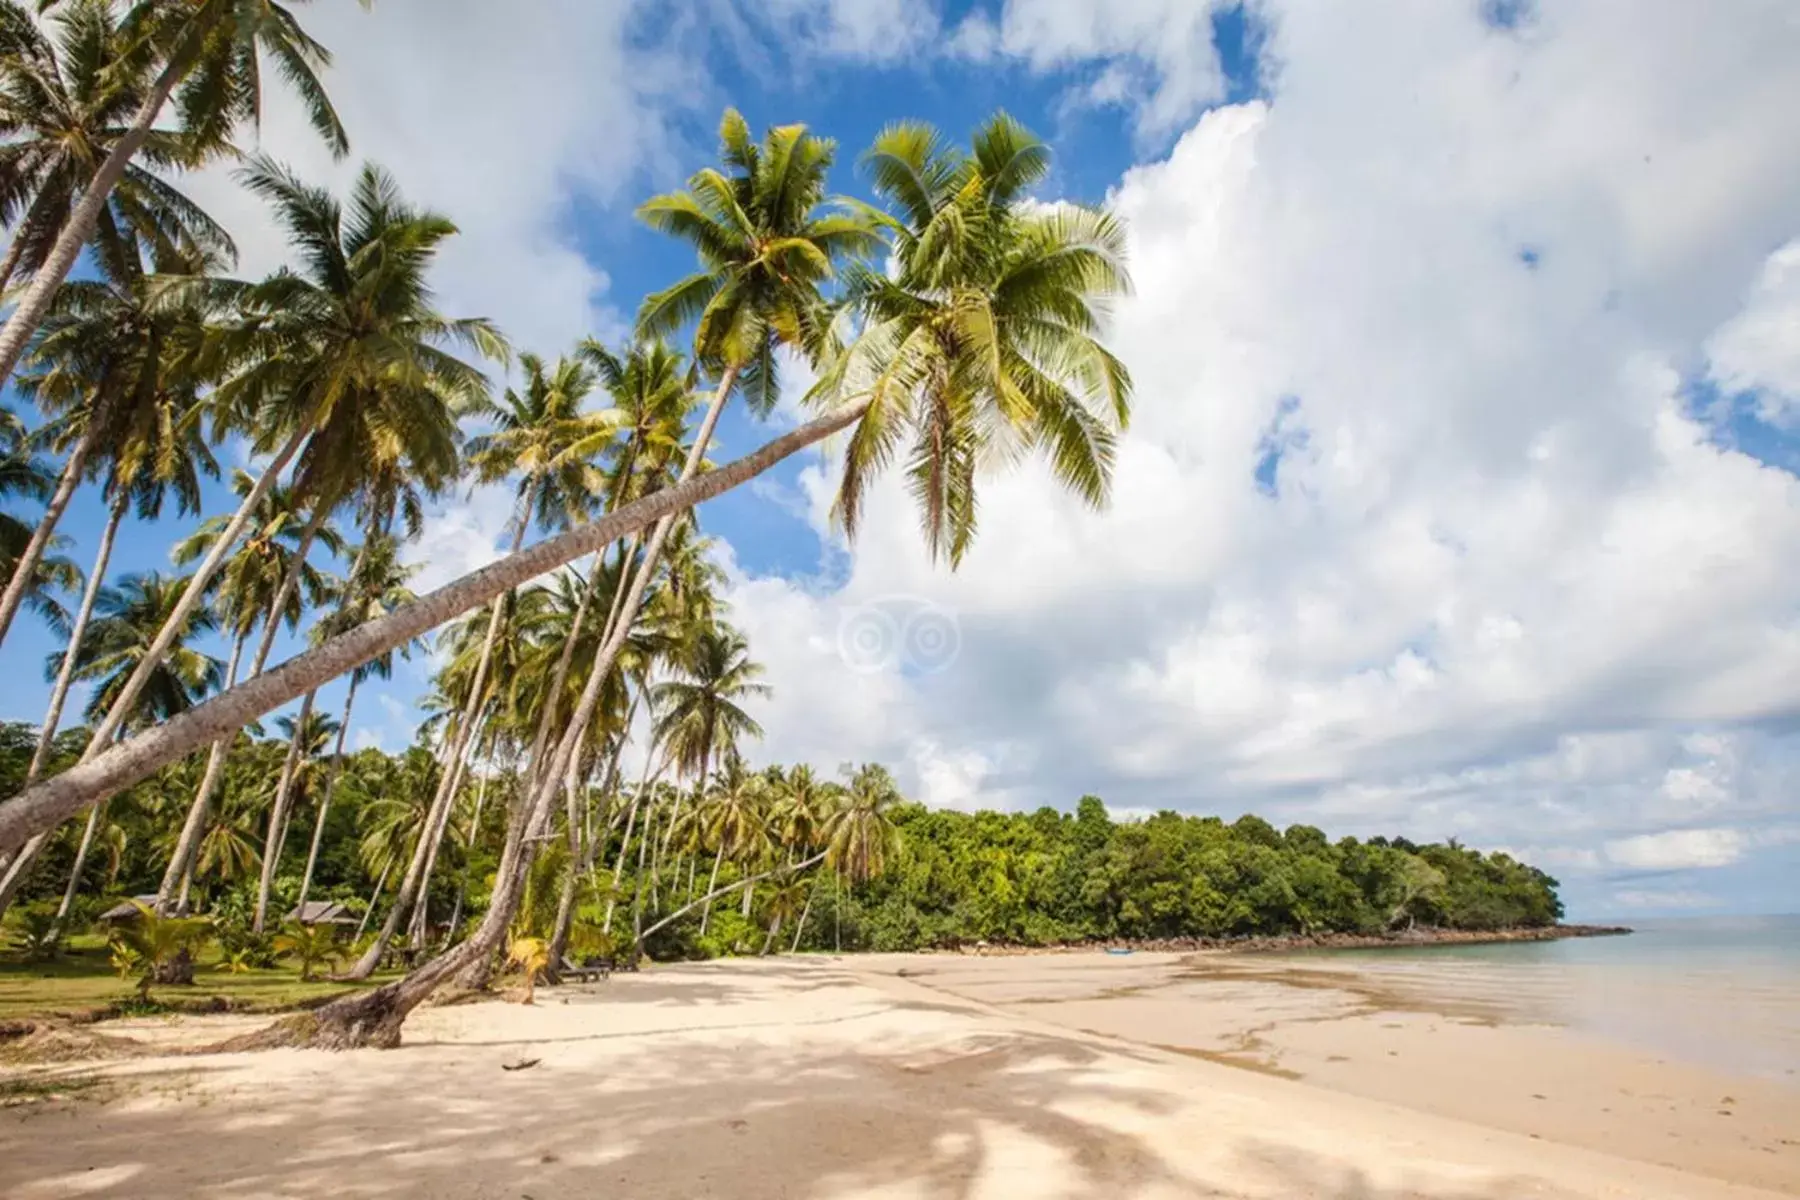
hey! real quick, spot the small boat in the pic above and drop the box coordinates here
[1104,947,1133,956]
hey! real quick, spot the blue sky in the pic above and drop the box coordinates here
[5,0,1799,921]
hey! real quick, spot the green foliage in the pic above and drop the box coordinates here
[273,923,340,982]
[105,903,211,998]
[9,907,63,961]
[789,805,1563,953]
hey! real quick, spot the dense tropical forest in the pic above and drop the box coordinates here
[2,723,1563,962]
[0,0,1560,1046]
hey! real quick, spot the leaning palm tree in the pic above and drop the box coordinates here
[45,572,219,924]
[0,419,78,637]
[82,157,502,758]
[0,0,361,389]
[13,235,224,781]
[0,228,228,650]
[1,113,1135,1049]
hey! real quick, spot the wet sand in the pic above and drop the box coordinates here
[0,953,1793,1198]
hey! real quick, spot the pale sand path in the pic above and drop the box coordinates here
[0,953,1789,1199]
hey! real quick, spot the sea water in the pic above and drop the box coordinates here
[1308,915,1800,1084]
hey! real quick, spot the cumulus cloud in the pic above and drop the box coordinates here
[1605,828,1747,871]
[720,0,1800,912]
[948,0,1237,142]
[1707,238,1800,425]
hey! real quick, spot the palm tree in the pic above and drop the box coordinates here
[824,113,1132,564]
[154,475,337,912]
[695,756,771,934]
[48,571,219,923]
[654,624,770,795]
[0,417,78,637]
[0,0,359,389]
[484,110,879,982]
[13,234,224,785]
[295,533,418,914]
[0,0,232,296]
[82,156,501,758]
[250,703,339,929]
[821,764,905,952]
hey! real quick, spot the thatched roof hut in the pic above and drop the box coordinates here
[97,895,159,923]
[285,900,354,926]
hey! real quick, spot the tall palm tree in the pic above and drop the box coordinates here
[14,235,224,780]
[653,624,769,793]
[0,0,360,389]
[821,764,904,953]
[83,157,501,757]
[296,533,417,914]
[154,475,337,911]
[0,0,232,296]
[0,227,227,650]
[486,111,881,979]
[46,571,219,922]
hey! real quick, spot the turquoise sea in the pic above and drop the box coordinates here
[1305,914,1800,1084]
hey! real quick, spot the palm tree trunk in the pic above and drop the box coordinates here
[26,494,122,773]
[408,725,481,949]
[445,770,489,945]
[343,718,470,979]
[0,429,91,649]
[699,850,723,935]
[835,868,842,953]
[637,850,826,948]
[52,797,106,927]
[0,494,125,923]
[0,227,29,298]
[82,426,309,756]
[0,398,869,867]
[155,624,252,914]
[791,877,818,953]
[519,548,609,791]
[0,40,200,388]
[761,913,782,956]
[248,506,329,677]
[252,688,316,931]
[296,674,359,916]
[355,857,393,943]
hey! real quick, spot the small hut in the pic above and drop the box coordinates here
[97,894,160,924]
[285,900,354,927]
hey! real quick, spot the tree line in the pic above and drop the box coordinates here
[3,721,1563,964]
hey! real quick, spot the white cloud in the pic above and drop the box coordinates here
[1611,889,1722,911]
[1605,828,1747,871]
[721,0,1800,911]
[181,0,690,357]
[755,0,941,63]
[949,0,1236,142]
[1706,238,1800,424]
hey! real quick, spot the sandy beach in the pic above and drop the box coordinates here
[1,951,1795,1199]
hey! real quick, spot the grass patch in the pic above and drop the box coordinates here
[0,941,397,1022]
[0,1070,110,1107]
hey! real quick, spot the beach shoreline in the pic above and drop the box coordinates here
[1,949,1793,1199]
[890,922,1634,957]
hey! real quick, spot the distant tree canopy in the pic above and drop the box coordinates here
[833,797,1563,950]
[1,726,1561,955]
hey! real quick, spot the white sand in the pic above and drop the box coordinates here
[1,952,1795,1199]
